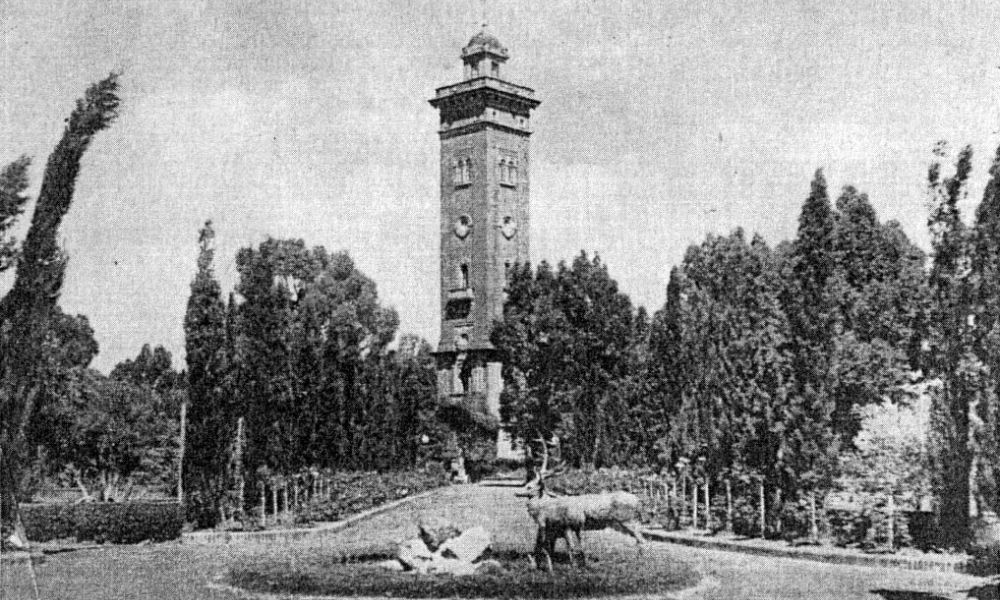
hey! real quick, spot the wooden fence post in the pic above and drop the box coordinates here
[692,479,698,529]
[234,417,246,517]
[725,479,733,532]
[282,482,289,517]
[758,478,766,538]
[680,475,687,517]
[705,480,711,531]
[887,493,895,552]
[177,401,187,503]
[260,484,266,527]
[810,491,819,543]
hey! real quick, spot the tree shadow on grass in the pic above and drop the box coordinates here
[964,580,999,600]
[872,583,1000,600]
[872,591,950,600]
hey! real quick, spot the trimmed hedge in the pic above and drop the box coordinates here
[545,467,644,496]
[21,501,183,544]
[294,469,449,525]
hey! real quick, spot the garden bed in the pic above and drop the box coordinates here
[228,546,699,599]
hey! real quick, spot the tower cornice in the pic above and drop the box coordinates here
[437,120,533,140]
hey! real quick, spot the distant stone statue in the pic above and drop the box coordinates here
[450,454,469,484]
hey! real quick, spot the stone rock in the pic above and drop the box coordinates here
[473,559,506,576]
[418,516,461,551]
[377,559,406,572]
[397,538,433,573]
[437,525,491,563]
[427,557,478,576]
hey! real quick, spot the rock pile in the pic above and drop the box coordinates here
[390,516,502,576]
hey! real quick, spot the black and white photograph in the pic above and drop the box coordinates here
[1,1,999,598]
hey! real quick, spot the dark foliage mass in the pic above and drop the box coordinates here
[1,73,120,530]
[182,233,447,525]
[20,501,183,543]
[294,470,448,524]
[493,143,1000,550]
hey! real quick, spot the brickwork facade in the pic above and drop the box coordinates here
[429,31,539,450]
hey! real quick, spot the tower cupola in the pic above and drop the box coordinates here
[462,28,509,80]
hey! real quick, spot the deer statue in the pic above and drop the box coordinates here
[516,439,645,572]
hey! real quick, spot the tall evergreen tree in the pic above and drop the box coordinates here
[782,172,839,501]
[1,74,119,530]
[647,267,688,463]
[0,156,32,274]
[494,253,637,467]
[183,221,230,526]
[825,187,927,441]
[925,143,979,547]
[232,239,401,476]
[970,145,1000,519]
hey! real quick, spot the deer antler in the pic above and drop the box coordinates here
[534,433,549,479]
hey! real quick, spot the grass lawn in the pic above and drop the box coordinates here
[1,544,238,600]
[3,485,995,600]
[229,546,698,599]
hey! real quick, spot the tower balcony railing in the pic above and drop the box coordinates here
[447,287,474,300]
[433,76,536,101]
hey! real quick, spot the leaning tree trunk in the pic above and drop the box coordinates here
[0,74,120,535]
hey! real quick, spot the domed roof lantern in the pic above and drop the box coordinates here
[461,26,509,80]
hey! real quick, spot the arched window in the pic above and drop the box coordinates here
[459,263,469,289]
[491,61,499,77]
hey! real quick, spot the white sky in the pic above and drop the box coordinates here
[2,0,999,373]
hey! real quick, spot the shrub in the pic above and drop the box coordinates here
[828,508,869,547]
[968,543,1000,576]
[21,501,183,543]
[294,470,448,525]
[775,497,830,542]
[827,503,912,551]
[731,495,762,537]
[546,467,645,496]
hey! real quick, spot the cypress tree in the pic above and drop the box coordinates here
[971,145,1000,519]
[183,221,230,526]
[1,74,119,530]
[926,144,977,547]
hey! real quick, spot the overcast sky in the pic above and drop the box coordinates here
[2,0,999,373]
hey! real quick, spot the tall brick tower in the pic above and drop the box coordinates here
[430,29,539,455]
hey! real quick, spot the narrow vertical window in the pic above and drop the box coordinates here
[460,263,469,289]
[498,159,507,183]
[465,158,473,182]
[491,61,499,77]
